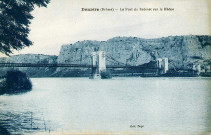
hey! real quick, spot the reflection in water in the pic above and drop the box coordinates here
[0,77,210,134]
[0,111,51,134]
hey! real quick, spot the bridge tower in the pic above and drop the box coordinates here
[163,58,168,74]
[90,51,106,79]
[157,58,168,74]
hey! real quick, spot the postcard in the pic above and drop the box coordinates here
[0,0,210,134]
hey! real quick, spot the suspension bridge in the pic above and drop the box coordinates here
[0,51,168,78]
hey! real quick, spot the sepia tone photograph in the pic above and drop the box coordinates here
[0,0,211,134]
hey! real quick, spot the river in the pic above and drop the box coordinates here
[0,77,210,134]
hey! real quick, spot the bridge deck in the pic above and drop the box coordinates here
[0,63,158,69]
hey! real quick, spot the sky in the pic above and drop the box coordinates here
[2,0,211,56]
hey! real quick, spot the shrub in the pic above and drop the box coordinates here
[0,70,32,95]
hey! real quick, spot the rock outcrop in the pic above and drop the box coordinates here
[0,35,210,77]
[54,35,211,76]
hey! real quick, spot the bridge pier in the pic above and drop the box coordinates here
[90,51,106,79]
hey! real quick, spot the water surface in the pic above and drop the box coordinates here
[0,77,210,134]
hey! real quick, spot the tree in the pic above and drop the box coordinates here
[0,70,32,94]
[0,0,50,55]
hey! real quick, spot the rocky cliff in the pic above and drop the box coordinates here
[0,54,57,77]
[0,35,210,77]
[54,35,211,76]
